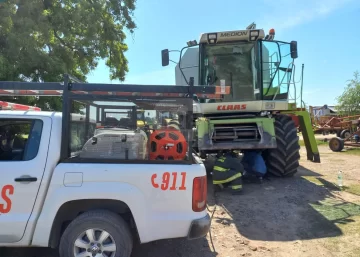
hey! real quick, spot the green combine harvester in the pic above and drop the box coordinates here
[161,22,320,177]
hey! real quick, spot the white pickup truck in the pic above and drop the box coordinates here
[0,110,210,257]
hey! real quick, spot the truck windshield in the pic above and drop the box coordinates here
[200,42,258,102]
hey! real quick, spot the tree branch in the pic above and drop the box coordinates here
[53,29,75,50]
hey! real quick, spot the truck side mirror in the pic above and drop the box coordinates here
[290,41,298,59]
[161,49,170,66]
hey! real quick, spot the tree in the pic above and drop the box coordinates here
[0,0,136,111]
[336,71,360,116]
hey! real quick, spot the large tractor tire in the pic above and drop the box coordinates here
[263,115,300,177]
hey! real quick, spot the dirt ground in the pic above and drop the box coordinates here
[2,143,360,257]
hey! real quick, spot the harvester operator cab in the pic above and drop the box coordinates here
[161,23,298,105]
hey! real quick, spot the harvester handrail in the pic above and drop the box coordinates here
[272,62,294,101]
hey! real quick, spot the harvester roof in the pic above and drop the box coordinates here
[199,29,265,44]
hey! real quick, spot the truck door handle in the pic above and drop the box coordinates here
[14,176,37,182]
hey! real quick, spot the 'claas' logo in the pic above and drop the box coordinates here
[217,104,247,111]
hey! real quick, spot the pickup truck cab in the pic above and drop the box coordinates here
[0,107,210,256]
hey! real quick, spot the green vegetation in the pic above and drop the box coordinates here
[336,71,360,116]
[299,139,328,146]
[311,199,360,221]
[303,176,360,196]
[344,184,360,196]
[302,175,360,255]
[341,148,360,156]
[302,176,327,186]
[0,0,137,111]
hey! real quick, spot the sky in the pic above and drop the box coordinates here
[87,0,360,107]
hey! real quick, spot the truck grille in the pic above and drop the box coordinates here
[212,123,259,142]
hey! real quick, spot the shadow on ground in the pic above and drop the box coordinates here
[0,247,57,257]
[297,165,323,176]
[131,237,217,257]
[0,237,217,257]
[207,165,360,242]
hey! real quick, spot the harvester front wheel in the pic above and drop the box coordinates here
[264,115,300,177]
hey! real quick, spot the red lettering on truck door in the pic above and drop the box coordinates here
[151,174,159,188]
[179,172,187,190]
[0,185,14,214]
[151,172,187,191]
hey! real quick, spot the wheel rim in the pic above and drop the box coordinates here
[345,132,351,138]
[330,139,339,150]
[73,228,116,257]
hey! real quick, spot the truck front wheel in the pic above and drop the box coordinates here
[59,209,133,257]
[263,114,300,177]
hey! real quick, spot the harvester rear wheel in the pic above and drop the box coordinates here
[263,115,300,177]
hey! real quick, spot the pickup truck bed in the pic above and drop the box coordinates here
[0,111,210,257]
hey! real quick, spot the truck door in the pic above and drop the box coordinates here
[0,116,51,243]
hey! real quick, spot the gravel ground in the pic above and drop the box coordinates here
[2,144,360,257]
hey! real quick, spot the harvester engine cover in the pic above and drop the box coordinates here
[149,127,187,160]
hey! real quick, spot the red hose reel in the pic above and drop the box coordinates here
[149,127,188,160]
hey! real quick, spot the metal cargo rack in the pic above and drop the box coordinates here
[0,74,224,163]
[0,101,41,111]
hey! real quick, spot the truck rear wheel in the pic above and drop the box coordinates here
[264,115,300,177]
[59,209,133,257]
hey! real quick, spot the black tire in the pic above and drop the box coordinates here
[263,115,300,177]
[329,137,344,152]
[336,130,341,137]
[340,129,351,139]
[59,209,133,257]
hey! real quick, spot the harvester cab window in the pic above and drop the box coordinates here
[200,42,258,102]
[262,41,293,100]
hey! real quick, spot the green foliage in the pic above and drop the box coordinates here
[0,0,136,111]
[336,71,360,116]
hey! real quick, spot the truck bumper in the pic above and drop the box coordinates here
[187,213,211,240]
